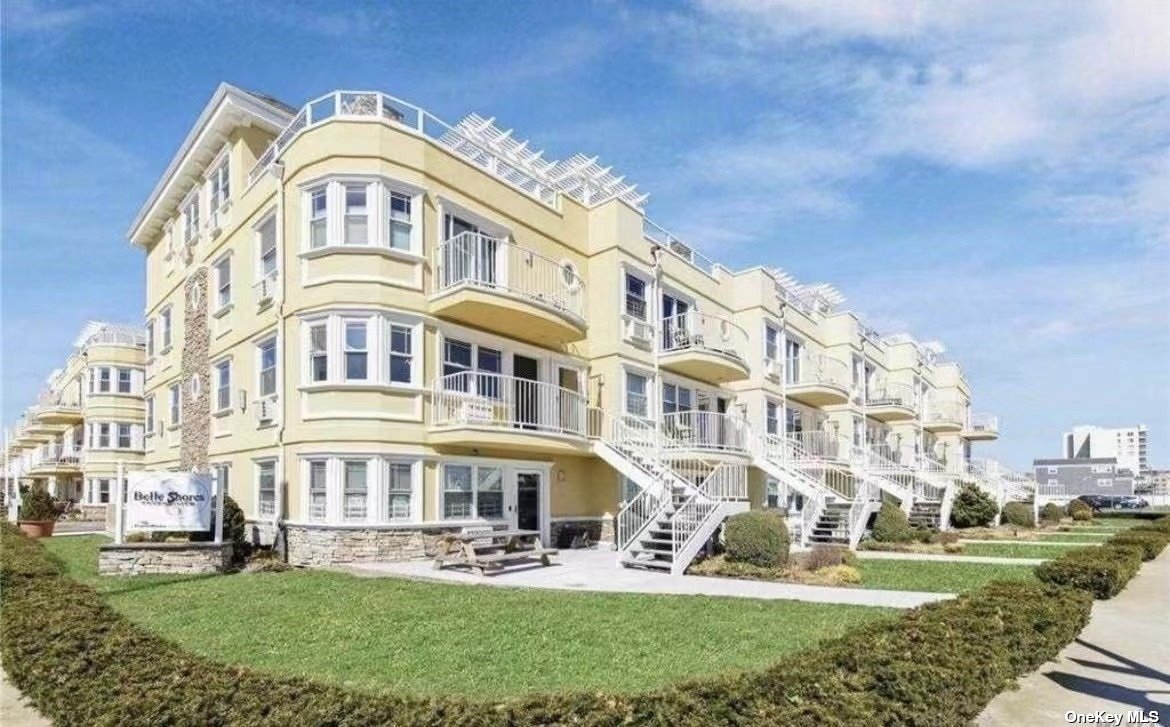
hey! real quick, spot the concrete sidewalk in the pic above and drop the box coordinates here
[0,668,49,727]
[855,550,1046,566]
[348,549,953,608]
[978,549,1170,725]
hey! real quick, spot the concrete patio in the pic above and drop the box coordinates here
[345,548,953,608]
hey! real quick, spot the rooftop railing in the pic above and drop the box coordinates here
[434,232,586,323]
[661,311,749,363]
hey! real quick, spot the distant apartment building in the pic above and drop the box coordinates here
[1063,425,1149,480]
[1033,457,1135,499]
[3,322,147,518]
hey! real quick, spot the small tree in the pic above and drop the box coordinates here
[724,510,790,568]
[872,502,914,543]
[1040,502,1064,525]
[1001,501,1035,528]
[19,486,57,522]
[949,483,998,529]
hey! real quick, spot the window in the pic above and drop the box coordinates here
[97,367,111,393]
[343,460,368,520]
[97,479,111,504]
[117,368,133,394]
[784,338,803,384]
[661,383,692,415]
[257,460,276,517]
[258,338,277,397]
[214,255,231,309]
[441,338,500,394]
[117,423,132,449]
[145,396,155,434]
[387,190,412,250]
[212,463,230,497]
[309,324,328,383]
[624,273,647,320]
[146,319,155,357]
[309,187,328,248]
[343,321,368,381]
[621,476,640,503]
[476,467,504,518]
[440,464,506,521]
[765,324,779,362]
[308,460,327,521]
[97,423,110,448]
[169,383,181,426]
[389,324,412,384]
[215,359,231,412]
[625,371,648,417]
[766,478,780,509]
[386,462,413,521]
[161,307,173,350]
[209,158,230,210]
[765,401,780,435]
[183,196,200,243]
[343,184,368,245]
[258,215,278,278]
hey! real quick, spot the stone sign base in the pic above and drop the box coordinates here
[286,524,455,567]
[98,542,233,576]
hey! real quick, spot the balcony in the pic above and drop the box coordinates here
[431,233,587,346]
[864,381,917,422]
[659,312,750,384]
[784,354,852,407]
[660,411,751,458]
[429,372,590,456]
[33,396,83,425]
[29,446,83,475]
[923,402,965,432]
[963,413,1000,441]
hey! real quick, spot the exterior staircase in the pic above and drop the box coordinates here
[909,500,943,529]
[806,502,852,545]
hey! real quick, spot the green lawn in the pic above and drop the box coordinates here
[42,537,893,698]
[960,542,1086,559]
[1032,532,1110,542]
[854,559,1038,593]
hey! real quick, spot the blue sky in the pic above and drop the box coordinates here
[3,0,1168,469]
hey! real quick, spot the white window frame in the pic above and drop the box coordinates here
[300,311,422,388]
[624,271,648,322]
[343,318,370,382]
[169,383,181,426]
[208,155,231,211]
[161,306,173,351]
[257,336,278,398]
[440,463,506,522]
[144,395,155,435]
[257,211,279,278]
[256,458,278,518]
[214,358,232,413]
[764,323,780,363]
[341,458,370,521]
[623,369,650,418]
[145,318,155,357]
[213,253,232,311]
[116,367,133,394]
[307,185,329,249]
[342,183,370,246]
[182,193,200,244]
[297,455,422,524]
[300,176,424,256]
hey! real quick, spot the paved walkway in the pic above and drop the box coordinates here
[855,550,1046,565]
[347,549,953,608]
[978,549,1170,725]
[0,668,49,727]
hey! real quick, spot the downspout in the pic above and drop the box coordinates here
[270,160,289,559]
[650,244,663,452]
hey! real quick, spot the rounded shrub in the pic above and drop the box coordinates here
[189,496,250,563]
[1072,508,1093,522]
[872,502,914,543]
[1040,503,1064,525]
[1067,499,1093,520]
[949,483,998,528]
[1001,501,1035,528]
[723,510,790,568]
[18,486,56,522]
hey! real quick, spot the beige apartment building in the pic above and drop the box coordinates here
[123,84,1026,573]
[4,323,147,519]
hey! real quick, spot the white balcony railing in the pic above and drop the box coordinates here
[660,412,750,455]
[785,353,851,390]
[661,311,748,363]
[925,400,965,426]
[434,232,586,324]
[786,430,849,462]
[866,380,916,409]
[431,371,588,438]
[254,269,279,307]
[968,413,1000,433]
[35,444,82,468]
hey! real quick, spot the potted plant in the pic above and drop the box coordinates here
[17,486,58,538]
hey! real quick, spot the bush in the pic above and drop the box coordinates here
[1072,509,1093,522]
[802,544,856,571]
[18,486,56,522]
[1035,545,1143,599]
[1001,501,1035,528]
[723,510,790,568]
[872,502,914,543]
[949,483,999,528]
[1107,532,1169,561]
[1066,499,1093,520]
[1130,517,1170,535]
[0,522,1094,726]
[930,530,961,545]
[189,496,250,563]
[1040,503,1064,524]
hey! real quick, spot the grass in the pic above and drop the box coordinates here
[960,542,1088,560]
[1032,532,1110,542]
[853,559,1038,593]
[42,536,894,699]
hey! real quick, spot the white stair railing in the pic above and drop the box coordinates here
[670,462,747,574]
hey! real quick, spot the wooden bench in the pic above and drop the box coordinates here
[432,529,558,575]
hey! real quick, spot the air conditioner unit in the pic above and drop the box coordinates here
[206,209,222,238]
[763,358,781,380]
[253,397,278,425]
[622,315,652,345]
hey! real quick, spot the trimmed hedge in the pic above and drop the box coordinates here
[1039,503,1064,524]
[1034,545,1143,599]
[724,510,790,568]
[1107,532,1169,561]
[1,523,1094,726]
[1001,501,1035,528]
[949,483,998,528]
[872,502,914,543]
[1094,510,1167,521]
[1066,499,1092,520]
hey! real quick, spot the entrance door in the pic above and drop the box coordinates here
[513,355,540,429]
[514,471,542,533]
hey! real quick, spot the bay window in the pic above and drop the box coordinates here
[308,459,327,521]
[97,367,111,393]
[387,191,412,250]
[117,423,132,449]
[309,187,328,248]
[386,462,413,521]
[388,324,412,384]
[343,321,368,381]
[298,455,420,524]
[97,423,110,448]
[117,367,133,394]
[301,313,419,387]
[343,460,368,520]
[303,177,421,253]
[309,324,328,382]
[343,184,369,245]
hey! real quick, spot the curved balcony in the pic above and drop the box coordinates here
[865,381,916,422]
[923,402,965,432]
[659,312,750,384]
[963,413,1000,441]
[429,371,590,456]
[431,233,587,346]
[784,354,852,407]
[660,412,751,458]
[29,447,83,475]
[34,397,83,426]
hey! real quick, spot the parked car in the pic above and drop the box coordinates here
[1115,496,1150,510]
[1075,494,1118,511]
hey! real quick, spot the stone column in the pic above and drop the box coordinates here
[180,269,211,475]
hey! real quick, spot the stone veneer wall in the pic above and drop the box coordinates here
[79,504,108,522]
[98,542,232,576]
[550,517,615,549]
[180,268,210,474]
[287,525,472,567]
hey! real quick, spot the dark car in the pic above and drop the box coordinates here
[1116,496,1150,510]
[1075,494,1118,511]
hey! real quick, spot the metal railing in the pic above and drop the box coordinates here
[34,444,82,468]
[660,311,748,363]
[785,353,851,390]
[432,372,588,437]
[761,432,858,500]
[866,380,916,409]
[967,413,1000,433]
[786,430,848,462]
[925,400,966,426]
[434,232,586,323]
[660,411,749,455]
[671,463,747,560]
[254,269,279,305]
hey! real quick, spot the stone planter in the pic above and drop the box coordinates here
[98,541,233,576]
[18,520,55,538]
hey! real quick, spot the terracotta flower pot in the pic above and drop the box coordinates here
[17,520,55,539]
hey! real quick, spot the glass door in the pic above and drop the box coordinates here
[512,470,543,535]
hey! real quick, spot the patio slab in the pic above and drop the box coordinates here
[345,549,953,608]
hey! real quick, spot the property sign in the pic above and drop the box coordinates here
[125,472,212,532]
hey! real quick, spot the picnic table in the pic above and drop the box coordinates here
[432,528,558,575]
